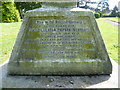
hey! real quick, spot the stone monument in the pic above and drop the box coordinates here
[7,0,112,75]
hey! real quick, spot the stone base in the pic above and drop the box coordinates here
[7,8,112,76]
[1,58,118,88]
[8,59,112,75]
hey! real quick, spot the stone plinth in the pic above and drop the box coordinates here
[7,2,112,75]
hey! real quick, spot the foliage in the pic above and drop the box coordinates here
[110,6,118,17]
[2,2,20,23]
[95,0,110,15]
[97,11,102,17]
[77,0,97,9]
[14,2,42,19]
[94,13,100,18]
[0,2,2,23]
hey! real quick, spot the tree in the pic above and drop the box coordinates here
[77,0,97,10]
[95,0,110,16]
[0,2,2,23]
[77,0,90,8]
[14,2,42,19]
[2,2,20,23]
[110,6,118,17]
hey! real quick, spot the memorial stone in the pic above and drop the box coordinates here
[8,0,112,75]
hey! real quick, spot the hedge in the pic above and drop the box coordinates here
[2,2,20,23]
[94,13,100,18]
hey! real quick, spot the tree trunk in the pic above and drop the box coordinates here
[18,9,24,19]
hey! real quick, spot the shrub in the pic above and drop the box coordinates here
[0,2,2,23]
[94,13,100,18]
[2,2,20,23]
[98,12,102,17]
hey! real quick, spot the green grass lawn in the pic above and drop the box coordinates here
[96,19,118,64]
[0,22,21,64]
[101,17,120,22]
[0,19,119,64]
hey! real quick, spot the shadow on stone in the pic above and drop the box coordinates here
[1,63,111,88]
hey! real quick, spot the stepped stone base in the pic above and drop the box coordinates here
[1,58,118,88]
[8,59,111,75]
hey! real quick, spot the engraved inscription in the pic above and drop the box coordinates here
[17,17,98,61]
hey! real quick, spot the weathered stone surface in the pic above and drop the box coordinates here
[1,58,118,88]
[7,2,112,75]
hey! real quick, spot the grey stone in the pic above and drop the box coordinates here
[7,2,112,75]
[1,58,118,88]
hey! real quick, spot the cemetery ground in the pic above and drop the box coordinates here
[101,17,119,23]
[0,17,119,65]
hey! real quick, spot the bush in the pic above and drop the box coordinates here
[94,13,100,18]
[97,11,102,17]
[0,2,2,23]
[2,2,20,23]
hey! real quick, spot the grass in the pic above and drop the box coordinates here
[0,19,119,64]
[96,19,118,64]
[101,17,120,22]
[0,22,21,64]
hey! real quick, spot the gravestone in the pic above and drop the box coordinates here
[8,1,112,75]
